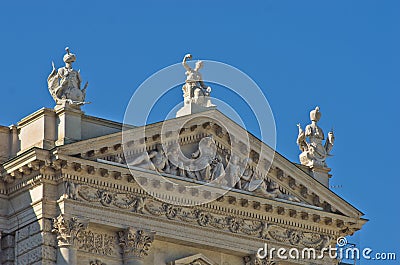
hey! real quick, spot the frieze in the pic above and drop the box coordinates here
[145,201,267,237]
[77,184,145,212]
[72,184,330,250]
[267,225,330,249]
[77,230,117,256]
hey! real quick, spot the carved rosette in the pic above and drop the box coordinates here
[52,214,88,247]
[118,227,155,260]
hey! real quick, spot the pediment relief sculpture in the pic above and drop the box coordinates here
[125,135,301,203]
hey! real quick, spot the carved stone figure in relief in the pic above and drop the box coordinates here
[210,154,226,181]
[184,163,198,180]
[47,47,89,106]
[225,156,254,189]
[166,143,185,176]
[191,136,225,181]
[254,180,300,202]
[297,106,335,168]
[128,144,170,173]
[64,181,79,200]
[182,53,214,107]
[267,181,300,202]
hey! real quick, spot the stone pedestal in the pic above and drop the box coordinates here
[55,103,84,145]
[176,102,216,117]
[310,166,332,187]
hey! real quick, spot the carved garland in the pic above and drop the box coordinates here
[73,184,330,250]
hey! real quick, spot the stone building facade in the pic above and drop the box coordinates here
[0,50,366,265]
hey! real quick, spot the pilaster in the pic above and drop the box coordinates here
[52,214,88,265]
[117,227,155,265]
[1,233,15,265]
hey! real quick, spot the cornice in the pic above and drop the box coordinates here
[54,110,364,220]
[0,148,365,239]
[17,108,56,127]
[51,153,365,237]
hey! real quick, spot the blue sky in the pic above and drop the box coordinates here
[0,1,399,263]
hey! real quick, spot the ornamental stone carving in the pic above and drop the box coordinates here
[64,180,79,199]
[266,224,330,250]
[72,183,324,246]
[110,134,302,203]
[77,230,117,256]
[52,214,88,247]
[190,136,225,182]
[117,227,155,260]
[77,185,146,212]
[297,107,334,168]
[128,143,169,172]
[253,180,300,202]
[47,47,89,106]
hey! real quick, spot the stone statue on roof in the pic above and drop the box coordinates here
[297,106,335,168]
[47,47,89,107]
[181,53,214,108]
[176,53,216,117]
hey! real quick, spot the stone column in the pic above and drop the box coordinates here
[52,214,88,265]
[117,227,155,265]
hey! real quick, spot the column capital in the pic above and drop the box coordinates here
[52,214,88,248]
[118,227,155,260]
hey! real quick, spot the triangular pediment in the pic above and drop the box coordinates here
[168,253,218,265]
[45,109,365,235]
